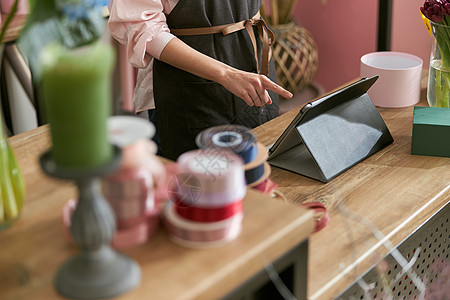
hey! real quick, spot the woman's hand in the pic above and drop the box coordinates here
[160,37,293,107]
[219,68,293,107]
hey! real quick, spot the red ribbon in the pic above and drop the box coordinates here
[173,196,243,223]
[252,178,278,195]
[300,202,330,233]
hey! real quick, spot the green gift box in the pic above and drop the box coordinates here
[411,106,450,158]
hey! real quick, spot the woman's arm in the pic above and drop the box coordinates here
[108,0,175,68]
[159,37,293,107]
[109,0,293,106]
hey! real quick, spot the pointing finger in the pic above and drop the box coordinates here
[262,77,293,99]
[265,90,272,104]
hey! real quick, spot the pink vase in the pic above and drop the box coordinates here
[0,0,29,15]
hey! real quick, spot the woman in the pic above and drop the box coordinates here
[109,0,293,160]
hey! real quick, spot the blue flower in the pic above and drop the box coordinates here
[56,0,109,20]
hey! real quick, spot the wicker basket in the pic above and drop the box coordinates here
[270,22,318,95]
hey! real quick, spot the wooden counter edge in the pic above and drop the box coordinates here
[192,193,315,300]
[309,186,450,300]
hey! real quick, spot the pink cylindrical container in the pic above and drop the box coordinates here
[360,51,423,108]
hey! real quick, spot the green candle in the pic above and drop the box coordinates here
[41,42,114,169]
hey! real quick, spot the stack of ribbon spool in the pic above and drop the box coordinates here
[103,116,163,249]
[196,125,271,188]
[163,148,247,248]
[62,116,163,249]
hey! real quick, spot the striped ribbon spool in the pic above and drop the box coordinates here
[196,125,258,164]
[103,167,155,228]
[196,125,271,187]
[244,143,271,186]
[112,206,160,249]
[104,115,158,228]
[163,201,243,248]
[245,162,268,186]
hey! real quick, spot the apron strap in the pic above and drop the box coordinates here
[170,12,275,77]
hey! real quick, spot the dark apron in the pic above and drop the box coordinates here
[153,0,279,160]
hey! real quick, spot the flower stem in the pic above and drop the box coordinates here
[0,0,19,44]
[440,71,450,107]
[431,22,450,107]
[0,139,19,220]
[436,67,442,106]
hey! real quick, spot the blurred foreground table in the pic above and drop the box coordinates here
[0,126,313,299]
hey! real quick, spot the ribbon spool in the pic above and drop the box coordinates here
[176,149,246,201]
[196,125,257,164]
[244,143,271,187]
[104,115,159,228]
[174,194,243,223]
[195,125,271,187]
[167,148,245,247]
[103,167,155,228]
[107,115,155,147]
[174,181,246,208]
[163,201,243,248]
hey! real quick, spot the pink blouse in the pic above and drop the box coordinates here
[108,0,179,112]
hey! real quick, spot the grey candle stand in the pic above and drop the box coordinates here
[40,147,141,299]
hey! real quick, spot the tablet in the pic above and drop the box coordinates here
[267,76,394,182]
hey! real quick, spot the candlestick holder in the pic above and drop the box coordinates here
[40,146,141,299]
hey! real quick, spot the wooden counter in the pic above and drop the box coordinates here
[1,77,449,300]
[252,84,450,299]
[0,126,314,300]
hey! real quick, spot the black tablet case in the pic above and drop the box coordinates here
[268,76,394,183]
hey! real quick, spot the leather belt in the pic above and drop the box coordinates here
[170,12,275,77]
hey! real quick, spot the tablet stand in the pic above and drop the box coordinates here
[268,77,394,183]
